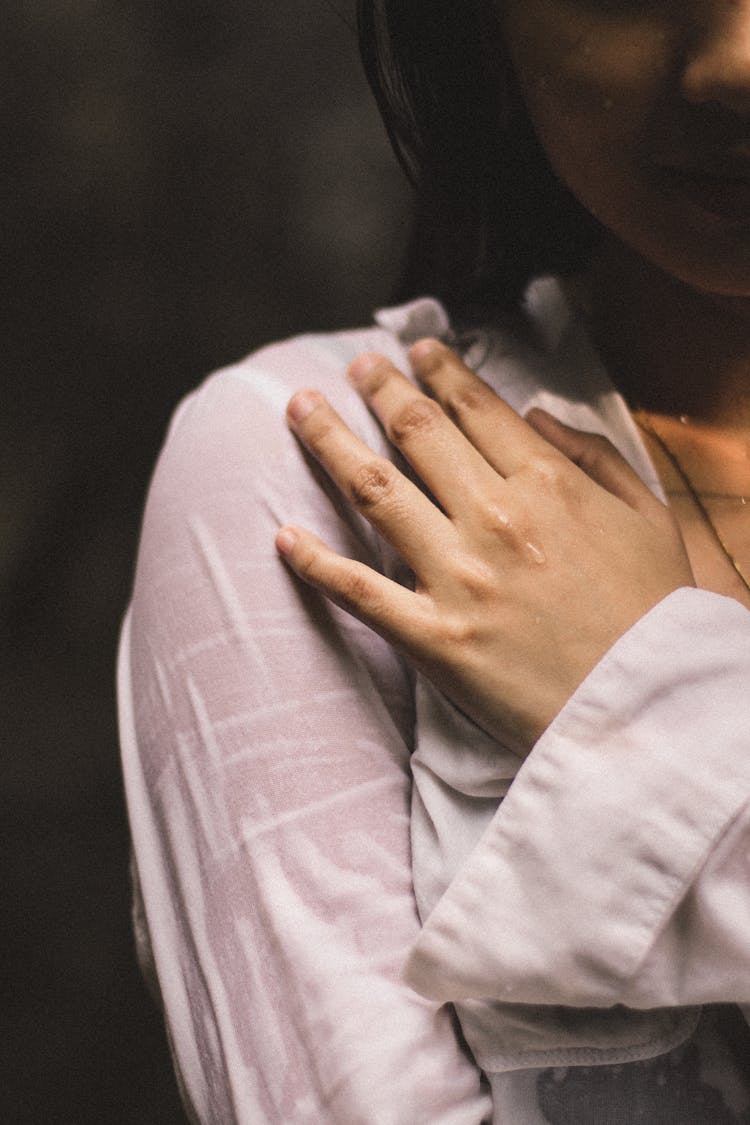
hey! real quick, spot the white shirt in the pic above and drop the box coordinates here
[118,281,750,1122]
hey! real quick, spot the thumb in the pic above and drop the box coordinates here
[525,408,665,521]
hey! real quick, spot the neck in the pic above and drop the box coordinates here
[582,238,750,430]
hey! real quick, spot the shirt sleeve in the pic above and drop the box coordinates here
[118,334,492,1124]
[404,588,750,1013]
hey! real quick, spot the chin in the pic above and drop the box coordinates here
[663,259,750,302]
[642,204,750,301]
[618,217,750,304]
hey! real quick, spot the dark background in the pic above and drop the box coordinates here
[2,3,411,1120]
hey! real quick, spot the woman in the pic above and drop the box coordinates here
[119,1,750,1120]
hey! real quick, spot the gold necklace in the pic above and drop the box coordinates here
[635,412,750,595]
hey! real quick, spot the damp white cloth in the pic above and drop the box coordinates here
[118,282,750,1122]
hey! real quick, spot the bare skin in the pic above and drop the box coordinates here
[499,0,750,598]
[276,0,750,752]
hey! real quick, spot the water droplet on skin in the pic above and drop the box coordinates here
[491,506,512,531]
[525,540,547,565]
[488,506,546,564]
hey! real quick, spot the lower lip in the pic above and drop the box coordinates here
[658,169,750,223]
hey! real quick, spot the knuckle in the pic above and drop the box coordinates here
[521,452,582,507]
[437,609,480,652]
[477,502,525,547]
[450,555,496,601]
[523,452,565,487]
[387,396,443,444]
[348,459,398,510]
[444,382,487,422]
[338,567,376,610]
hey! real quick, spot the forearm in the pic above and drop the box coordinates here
[406,588,750,1011]
[119,348,492,1123]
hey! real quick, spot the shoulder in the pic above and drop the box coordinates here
[131,300,455,595]
[123,307,435,770]
[147,298,452,498]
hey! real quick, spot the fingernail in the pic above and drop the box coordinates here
[524,407,550,424]
[287,390,323,424]
[525,407,567,431]
[408,338,444,364]
[275,527,299,556]
[347,353,384,386]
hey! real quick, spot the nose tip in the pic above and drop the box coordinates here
[681,5,750,113]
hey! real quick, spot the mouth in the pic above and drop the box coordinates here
[654,155,750,223]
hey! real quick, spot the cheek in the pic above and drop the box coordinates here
[504,5,672,185]
[501,2,750,293]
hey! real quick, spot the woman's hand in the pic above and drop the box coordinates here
[275,340,694,755]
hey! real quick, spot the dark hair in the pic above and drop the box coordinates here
[357,0,602,316]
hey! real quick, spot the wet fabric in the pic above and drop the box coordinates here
[119,285,750,1122]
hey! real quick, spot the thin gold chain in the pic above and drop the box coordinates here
[635,412,750,595]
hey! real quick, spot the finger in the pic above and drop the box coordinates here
[347,352,501,518]
[275,523,434,651]
[525,408,667,521]
[408,339,554,477]
[286,390,456,573]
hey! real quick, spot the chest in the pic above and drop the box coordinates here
[663,490,750,612]
[633,422,750,610]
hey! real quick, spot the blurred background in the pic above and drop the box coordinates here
[2,2,411,1120]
